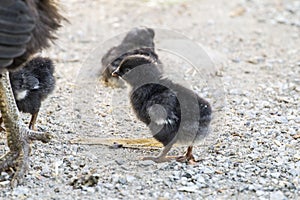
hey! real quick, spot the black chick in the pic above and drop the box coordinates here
[101,27,159,87]
[9,56,55,130]
[112,54,212,163]
[0,0,64,186]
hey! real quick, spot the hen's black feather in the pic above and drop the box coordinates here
[0,0,63,71]
[9,56,55,116]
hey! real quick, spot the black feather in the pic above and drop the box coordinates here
[0,0,34,68]
[0,33,32,46]
[0,0,64,71]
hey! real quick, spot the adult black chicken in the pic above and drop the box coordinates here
[0,0,63,186]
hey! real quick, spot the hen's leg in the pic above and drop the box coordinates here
[0,71,51,187]
[0,116,5,131]
[29,112,38,130]
[176,146,197,164]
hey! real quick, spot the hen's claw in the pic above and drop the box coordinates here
[0,124,51,187]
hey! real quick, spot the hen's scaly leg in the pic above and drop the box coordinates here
[0,116,5,132]
[29,112,38,130]
[0,71,52,187]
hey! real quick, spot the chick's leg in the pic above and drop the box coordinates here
[176,146,197,164]
[29,112,38,130]
[0,71,51,187]
[141,140,175,163]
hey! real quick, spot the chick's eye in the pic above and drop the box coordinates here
[124,68,130,73]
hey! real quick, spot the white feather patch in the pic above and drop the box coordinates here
[15,90,28,100]
[154,118,174,125]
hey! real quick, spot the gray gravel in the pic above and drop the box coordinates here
[0,0,299,199]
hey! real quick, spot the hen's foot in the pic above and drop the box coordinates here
[0,125,52,187]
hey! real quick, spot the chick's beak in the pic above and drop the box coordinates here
[112,70,120,77]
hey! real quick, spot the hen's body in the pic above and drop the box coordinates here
[0,0,63,186]
[112,55,212,163]
[9,57,55,130]
[0,0,63,71]
[101,27,159,87]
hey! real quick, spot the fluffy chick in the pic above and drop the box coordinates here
[9,56,55,130]
[112,54,212,163]
[101,27,158,87]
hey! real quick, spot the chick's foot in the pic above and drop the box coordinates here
[176,146,198,164]
[141,142,175,163]
[141,156,174,163]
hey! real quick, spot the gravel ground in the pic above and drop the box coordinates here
[1,0,299,199]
